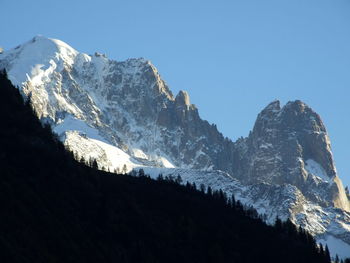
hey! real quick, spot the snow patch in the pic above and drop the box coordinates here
[305,159,330,182]
[54,115,107,142]
[132,148,148,159]
[318,235,350,259]
[158,157,175,168]
[91,139,140,172]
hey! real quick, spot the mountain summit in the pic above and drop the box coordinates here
[237,99,349,211]
[1,36,349,258]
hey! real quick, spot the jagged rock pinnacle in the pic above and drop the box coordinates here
[175,90,191,107]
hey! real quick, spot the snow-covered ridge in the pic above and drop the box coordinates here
[1,36,350,259]
[1,36,78,86]
[0,36,177,169]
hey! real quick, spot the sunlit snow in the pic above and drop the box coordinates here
[319,235,350,259]
[305,159,330,182]
[54,115,107,142]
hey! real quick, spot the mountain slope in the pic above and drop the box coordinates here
[0,70,334,263]
[0,35,233,171]
[1,36,350,258]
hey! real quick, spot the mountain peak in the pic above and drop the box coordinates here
[247,98,350,212]
[283,100,309,113]
[32,34,47,41]
[0,36,78,86]
[18,35,78,57]
[280,100,326,134]
[31,35,76,51]
[175,90,191,106]
[263,99,281,112]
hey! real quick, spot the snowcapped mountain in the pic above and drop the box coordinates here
[1,36,350,258]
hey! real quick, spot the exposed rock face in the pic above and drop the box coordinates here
[1,36,350,257]
[233,100,350,211]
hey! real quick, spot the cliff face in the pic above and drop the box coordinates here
[1,36,350,256]
[232,100,349,211]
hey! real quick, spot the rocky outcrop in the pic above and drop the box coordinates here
[232,100,350,211]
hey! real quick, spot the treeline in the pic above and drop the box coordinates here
[0,70,343,263]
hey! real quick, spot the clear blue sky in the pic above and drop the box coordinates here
[2,0,350,187]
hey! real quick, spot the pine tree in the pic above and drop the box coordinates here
[319,243,324,257]
[207,186,212,196]
[80,156,86,165]
[200,183,206,193]
[231,194,236,209]
[138,168,145,177]
[191,182,197,190]
[157,173,164,181]
[122,164,127,174]
[88,157,98,170]
[129,169,137,177]
[175,174,182,184]
[324,245,331,263]
[92,159,98,170]
[274,217,283,231]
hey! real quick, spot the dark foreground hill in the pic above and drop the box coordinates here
[0,70,333,263]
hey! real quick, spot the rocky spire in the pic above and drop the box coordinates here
[245,100,350,211]
[175,90,191,108]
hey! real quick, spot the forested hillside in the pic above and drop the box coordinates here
[0,70,337,263]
